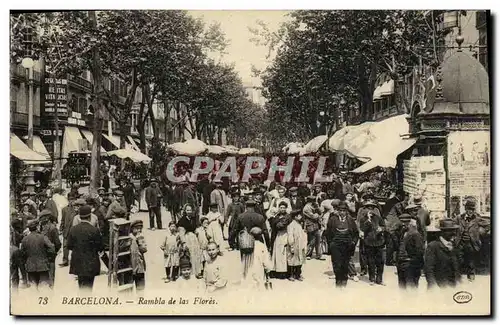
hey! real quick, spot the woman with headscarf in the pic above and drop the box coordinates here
[269,201,291,279]
[176,204,204,279]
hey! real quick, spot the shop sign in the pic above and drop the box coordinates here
[42,74,68,116]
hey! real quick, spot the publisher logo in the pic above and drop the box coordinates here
[453,291,473,304]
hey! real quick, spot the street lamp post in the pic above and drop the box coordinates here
[21,57,35,150]
[21,57,36,192]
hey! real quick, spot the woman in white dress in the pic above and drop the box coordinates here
[205,203,225,250]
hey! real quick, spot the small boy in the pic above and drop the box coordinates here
[175,255,203,292]
[161,221,180,283]
[130,220,147,293]
[203,242,228,293]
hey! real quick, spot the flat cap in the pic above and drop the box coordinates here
[130,220,143,228]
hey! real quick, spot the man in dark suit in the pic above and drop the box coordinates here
[122,178,137,213]
[144,180,163,230]
[231,200,270,250]
[455,200,488,282]
[359,200,386,285]
[303,195,324,260]
[288,187,305,216]
[59,196,82,267]
[21,219,55,290]
[39,210,61,288]
[425,219,461,289]
[67,205,104,292]
[38,192,59,224]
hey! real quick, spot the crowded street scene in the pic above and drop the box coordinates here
[9,9,491,315]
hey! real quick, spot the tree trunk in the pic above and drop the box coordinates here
[217,128,223,145]
[186,112,195,139]
[89,10,102,196]
[137,94,147,153]
[174,102,185,141]
[163,99,169,144]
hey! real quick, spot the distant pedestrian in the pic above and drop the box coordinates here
[145,180,163,230]
[359,199,386,285]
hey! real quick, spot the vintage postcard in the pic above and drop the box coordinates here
[9,9,491,316]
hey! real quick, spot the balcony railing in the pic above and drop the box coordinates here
[10,111,40,127]
[68,74,92,90]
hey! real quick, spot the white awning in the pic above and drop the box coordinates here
[10,133,49,164]
[103,134,138,151]
[127,135,141,151]
[106,149,152,163]
[304,135,328,154]
[373,80,394,100]
[102,134,120,149]
[379,80,395,96]
[80,129,107,153]
[31,136,51,159]
[351,138,417,173]
[61,126,84,167]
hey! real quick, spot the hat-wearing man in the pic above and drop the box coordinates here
[425,219,461,289]
[39,210,61,288]
[413,196,431,243]
[67,206,104,292]
[455,199,488,282]
[230,199,270,251]
[59,197,83,267]
[210,180,227,221]
[20,191,38,216]
[72,205,99,229]
[106,190,129,223]
[145,180,163,230]
[359,199,386,285]
[396,214,424,289]
[385,189,407,267]
[122,178,137,214]
[130,220,147,293]
[97,187,106,203]
[303,195,324,261]
[226,190,245,251]
[288,186,305,218]
[21,219,55,290]
[325,201,359,287]
[38,191,59,224]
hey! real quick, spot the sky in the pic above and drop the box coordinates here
[188,10,291,87]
